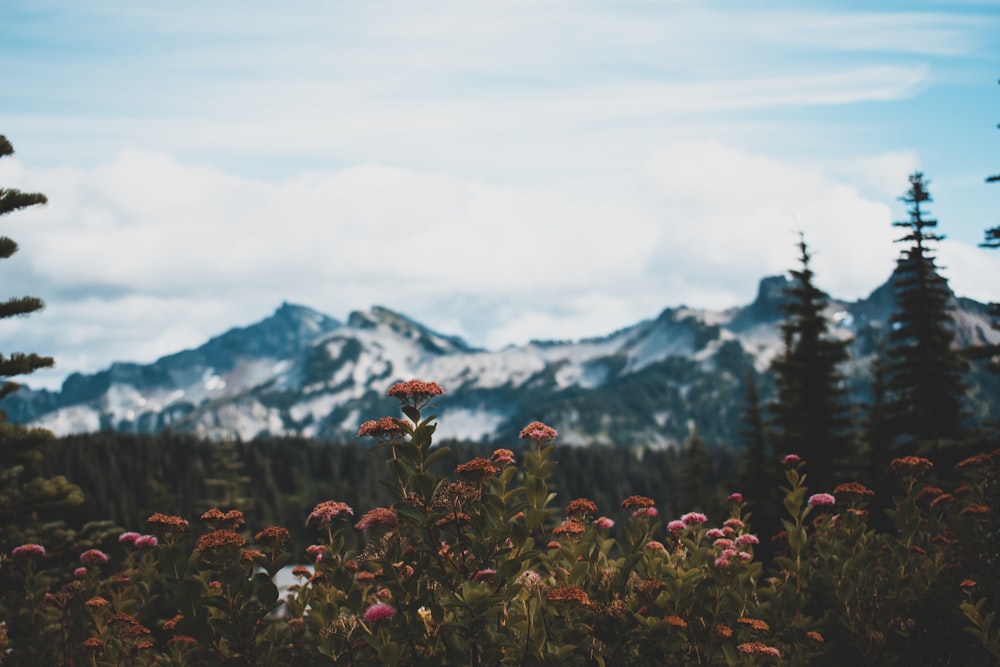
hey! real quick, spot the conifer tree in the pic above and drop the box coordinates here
[679,427,711,512]
[202,439,254,512]
[768,233,854,491]
[984,79,999,250]
[972,80,999,372]
[734,371,781,550]
[884,172,969,450]
[0,135,82,550]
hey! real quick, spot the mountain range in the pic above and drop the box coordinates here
[3,273,997,448]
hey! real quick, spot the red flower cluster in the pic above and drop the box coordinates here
[833,482,874,498]
[255,525,291,546]
[386,379,445,408]
[519,421,558,442]
[491,448,516,465]
[621,495,655,511]
[357,417,409,440]
[547,585,591,606]
[307,500,354,526]
[195,530,246,552]
[890,456,934,475]
[565,498,598,520]
[455,457,501,481]
[355,507,399,532]
[737,641,781,657]
[147,513,190,531]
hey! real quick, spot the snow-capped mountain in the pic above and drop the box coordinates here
[3,276,997,448]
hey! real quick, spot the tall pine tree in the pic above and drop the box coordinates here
[734,370,781,551]
[768,233,855,491]
[884,172,969,450]
[0,135,82,550]
[972,79,999,372]
[984,78,999,250]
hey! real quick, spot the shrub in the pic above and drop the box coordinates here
[0,379,996,665]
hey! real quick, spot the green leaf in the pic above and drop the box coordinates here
[424,445,452,469]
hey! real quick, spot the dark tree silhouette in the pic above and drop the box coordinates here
[768,234,855,491]
[0,135,83,551]
[884,172,969,450]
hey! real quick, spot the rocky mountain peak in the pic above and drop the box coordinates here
[347,306,475,354]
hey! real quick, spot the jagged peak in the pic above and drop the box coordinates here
[347,305,475,354]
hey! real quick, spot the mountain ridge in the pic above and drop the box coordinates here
[3,273,997,447]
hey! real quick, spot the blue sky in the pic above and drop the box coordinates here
[1,0,998,389]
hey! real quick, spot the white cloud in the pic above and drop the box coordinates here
[2,1,998,391]
[4,141,993,392]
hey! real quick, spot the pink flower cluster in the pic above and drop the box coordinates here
[491,448,516,465]
[593,516,615,531]
[808,493,836,507]
[363,602,396,624]
[118,532,158,548]
[11,543,46,558]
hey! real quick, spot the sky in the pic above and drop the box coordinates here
[1,0,999,391]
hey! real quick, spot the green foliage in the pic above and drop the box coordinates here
[4,382,998,665]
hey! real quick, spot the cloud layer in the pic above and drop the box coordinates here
[1,1,998,389]
[3,142,996,390]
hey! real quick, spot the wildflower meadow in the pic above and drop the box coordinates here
[1,379,998,665]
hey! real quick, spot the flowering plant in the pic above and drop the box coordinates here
[0,379,996,665]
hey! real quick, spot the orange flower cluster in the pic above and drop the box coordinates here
[307,501,354,526]
[146,513,189,530]
[621,495,655,511]
[455,457,500,481]
[737,641,781,657]
[109,612,151,638]
[255,525,290,546]
[806,631,824,643]
[956,450,999,468]
[195,529,246,552]
[565,498,598,520]
[241,549,266,564]
[434,481,481,508]
[200,509,245,528]
[737,617,770,632]
[436,511,471,528]
[82,637,104,651]
[552,520,586,537]
[386,379,445,408]
[715,624,733,638]
[519,421,558,442]
[664,615,687,628]
[546,585,591,606]
[491,448,515,465]
[889,456,933,475]
[355,507,399,532]
[916,486,944,501]
[357,417,409,440]
[833,482,874,497]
